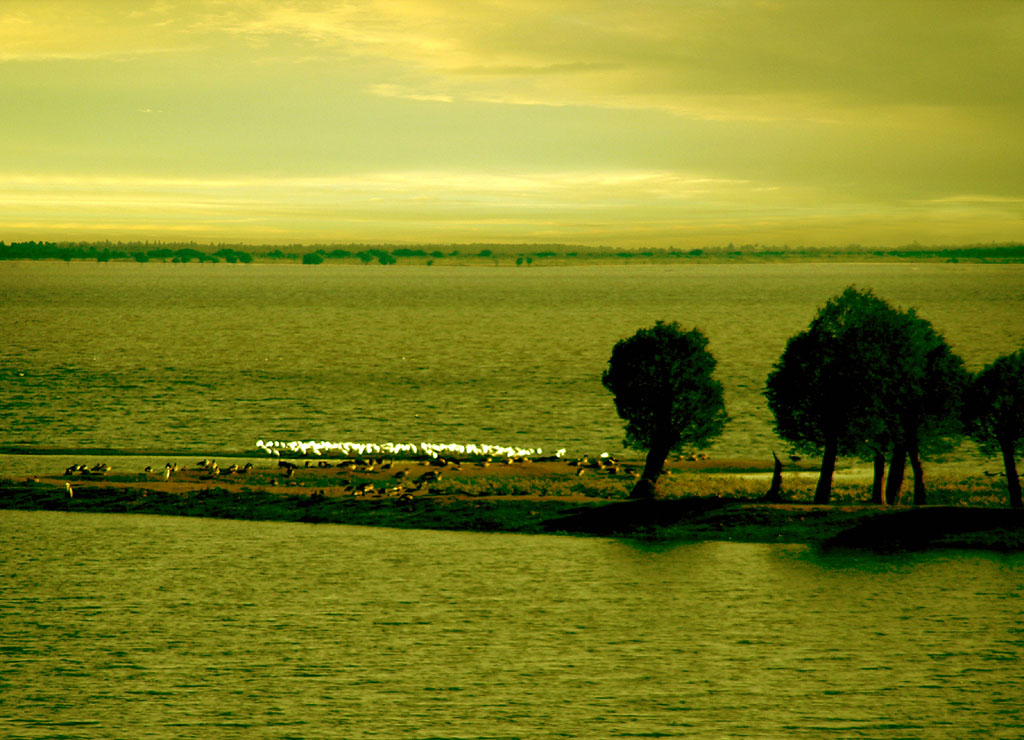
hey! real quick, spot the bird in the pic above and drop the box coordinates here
[65,481,73,497]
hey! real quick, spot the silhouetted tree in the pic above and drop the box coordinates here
[880,319,967,505]
[766,287,967,505]
[602,322,727,498]
[964,348,1024,508]
[765,288,894,503]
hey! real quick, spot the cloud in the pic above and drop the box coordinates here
[191,0,1024,122]
[0,1,193,60]
[10,2,1018,116]
[2,170,1020,247]
[368,83,453,103]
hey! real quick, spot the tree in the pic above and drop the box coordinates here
[964,348,1024,508]
[765,287,967,505]
[602,322,727,498]
[765,288,894,504]
[880,319,967,505]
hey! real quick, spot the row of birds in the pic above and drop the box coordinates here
[158,460,256,479]
[63,463,112,476]
[61,454,651,481]
[61,452,722,496]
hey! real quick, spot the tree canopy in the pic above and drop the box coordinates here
[964,348,1024,508]
[765,287,967,504]
[602,321,727,497]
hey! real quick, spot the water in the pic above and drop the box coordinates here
[2,262,1023,473]
[2,509,1022,738]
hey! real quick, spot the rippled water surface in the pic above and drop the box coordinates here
[2,261,1023,464]
[2,510,1023,739]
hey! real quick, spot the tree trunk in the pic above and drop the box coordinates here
[871,451,886,505]
[814,437,838,505]
[1001,439,1022,509]
[766,451,783,503]
[632,440,671,498]
[885,444,906,505]
[908,440,926,506]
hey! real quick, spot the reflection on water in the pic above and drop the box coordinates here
[2,510,1023,739]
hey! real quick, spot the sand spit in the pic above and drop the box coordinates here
[4,457,1022,551]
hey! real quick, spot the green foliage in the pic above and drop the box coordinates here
[766,288,892,457]
[174,248,205,263]
[602,321,727,454]
[766,287,968,460]
[302,252,325,265]
[964,348,1024,457]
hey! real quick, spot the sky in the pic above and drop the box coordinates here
[2,0,1023,248]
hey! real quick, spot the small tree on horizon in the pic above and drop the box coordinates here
[602,322,727,498]
[964,348,1024,508]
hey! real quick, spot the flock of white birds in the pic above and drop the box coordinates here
[255,439,568,460]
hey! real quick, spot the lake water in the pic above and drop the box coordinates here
[2,261,1023,474]
[2,509,1023,739]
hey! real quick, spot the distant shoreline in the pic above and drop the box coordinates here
[2,241,1024,266]
[4,459,1022,551]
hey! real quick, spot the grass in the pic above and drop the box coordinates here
[3,466,1022,551]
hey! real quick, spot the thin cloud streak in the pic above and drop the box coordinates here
[2,171,1020,247]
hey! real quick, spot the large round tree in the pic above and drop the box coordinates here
[765,286,967,505]
[765,288,898,504]
[602,322,727,498]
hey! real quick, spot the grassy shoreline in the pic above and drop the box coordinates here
[4,459,1023,550]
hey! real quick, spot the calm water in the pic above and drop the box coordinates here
[2,262,1023,472]
[1,509,1023,738]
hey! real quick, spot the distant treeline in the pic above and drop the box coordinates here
[2,240,1023,264]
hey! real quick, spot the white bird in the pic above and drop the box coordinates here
[65,481,73,498]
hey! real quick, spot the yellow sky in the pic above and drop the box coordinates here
[2,0,1022,247]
